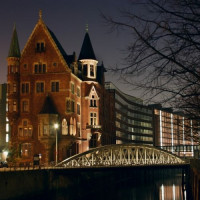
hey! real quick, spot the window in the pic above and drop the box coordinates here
[51,81,59,92]
[18,120,33,138]
[77,87,80,97]
[36,82,44,93]
[90,112,97,125]
[90,95,97,107]
[36,42,45,52]
[13,101,17,111]
[22,100,29,112]
[71,82,74,94]
[13,83,17,93]
[66,99,71,113]
[71,101,75,113]
[21,143,32,158]
[90,65,94,77]
[62,119,68,135]
[34,63,46,73]
[22,83,29,94]
[83,64,87,76]
[89,133,98,148]
[77,104,80,115]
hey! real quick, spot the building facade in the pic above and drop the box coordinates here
[151,104,199,157]
[7,12,114,165]
[105,82,154,145]
[0,84,9,161]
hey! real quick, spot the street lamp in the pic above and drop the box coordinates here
[54,123,59,165]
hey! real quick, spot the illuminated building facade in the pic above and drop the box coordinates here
[7,12,114,164]
[0,83,9,161]
[151,104,199,157]
[105,82,154,145]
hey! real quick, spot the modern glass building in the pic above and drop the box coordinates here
[150,104,199,157]
[0,83,9,161]
[105,82,154,145]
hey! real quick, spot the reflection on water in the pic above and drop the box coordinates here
[28,168,191,200]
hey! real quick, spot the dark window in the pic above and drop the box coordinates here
[90,95,97,107]
[83,64,87,76]
[22,83,29,94]
[51,82,59,92]
[34,64,46,73]
[89,134,98,148]
[36,42,45,52]
[66,100,71,112]
[36,82,44,93]
[90,65,94,77]
[77,104,80,115]
[71,101,75,113]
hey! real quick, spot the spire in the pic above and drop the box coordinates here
[78,31,96,60]
[39,96,58,114]
[8,24,20,58]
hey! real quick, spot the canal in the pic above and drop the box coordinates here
[25,167,191,200]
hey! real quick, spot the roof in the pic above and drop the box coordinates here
[48,28,75,66]
[8,25,21,58]
[78,32,96,60]
[39,96,58,114]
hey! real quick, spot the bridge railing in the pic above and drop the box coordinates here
[57,144,187,168]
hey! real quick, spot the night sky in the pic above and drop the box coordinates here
[0,0,136,96]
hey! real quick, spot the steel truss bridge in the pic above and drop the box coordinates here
[57,144,187,168]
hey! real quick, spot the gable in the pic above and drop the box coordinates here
[21,18,70,72]
[88,85,99,99]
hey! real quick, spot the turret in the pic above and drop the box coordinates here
[78,28,98,81]
[7,25,21,119]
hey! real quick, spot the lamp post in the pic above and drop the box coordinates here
[54,123,59,165]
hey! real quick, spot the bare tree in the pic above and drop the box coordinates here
[103,0,200,119]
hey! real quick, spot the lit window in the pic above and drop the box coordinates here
[21,143,32,158]
[22,100,29,112]
[6,134,9,143]
[90,112,97,125]
[18,120,33,138]
[62,118,68,135]
[13,83,17,93]
[13,101,17,111]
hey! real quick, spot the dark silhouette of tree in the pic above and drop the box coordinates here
[103,0,200,120]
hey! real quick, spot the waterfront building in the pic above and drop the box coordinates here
[0,83,9,161]
[105,82,154,145]
[7,11,114,165]
[151,104,199,157]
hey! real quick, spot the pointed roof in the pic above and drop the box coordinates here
[8,25,20,58]
[78,32,96,60]
[39,96,58,114]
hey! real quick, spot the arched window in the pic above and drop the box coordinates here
[62,118,68,135]
[73,118,76,136]
[70,117,73,135]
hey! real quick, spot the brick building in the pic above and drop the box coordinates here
[7,12,114,164]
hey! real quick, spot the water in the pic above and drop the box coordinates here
[46,168,191,200]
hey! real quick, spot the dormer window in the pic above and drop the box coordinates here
[90,95,97,107]
[36,42,45,52]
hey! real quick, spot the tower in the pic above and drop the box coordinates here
[7,25,21,146]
